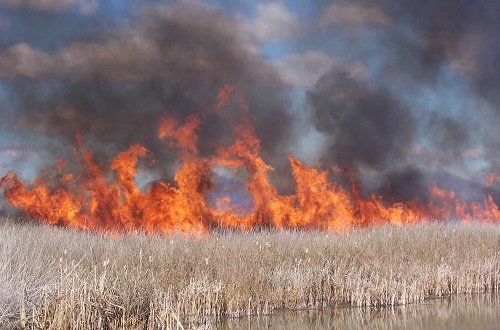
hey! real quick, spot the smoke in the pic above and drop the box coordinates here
[308,67,416,171]
[384,0,500,96]
[300,0,500,198]
[392,0,500,178]
[1,2,292,178]
[0,0,97,13]
[2,0,500,205]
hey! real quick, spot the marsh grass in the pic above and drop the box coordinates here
[0,217,499,329]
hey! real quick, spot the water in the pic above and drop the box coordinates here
[218,294,500,329]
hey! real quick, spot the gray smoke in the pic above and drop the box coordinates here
[2,0,500,204]
[304,0,500,196]
[1,2,292,175]
[308,67,416,171]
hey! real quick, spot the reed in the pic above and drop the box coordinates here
[0,217,499,329]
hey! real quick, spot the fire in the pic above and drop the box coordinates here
[1,86,499,234]
[428,184,500,222]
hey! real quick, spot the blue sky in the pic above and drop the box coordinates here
[0,0,499,197]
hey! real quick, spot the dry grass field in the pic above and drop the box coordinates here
[0,217,499,329]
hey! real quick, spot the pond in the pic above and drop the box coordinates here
[218,294,500,329]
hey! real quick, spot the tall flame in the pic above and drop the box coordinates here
[1,86,499,234]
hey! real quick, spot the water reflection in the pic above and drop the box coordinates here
[219,294,500,330]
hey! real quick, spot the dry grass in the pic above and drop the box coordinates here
[0,217,499,329]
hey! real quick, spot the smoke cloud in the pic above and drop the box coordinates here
[0,0,97,13]
[308,67,416,171]
[302,0,500,196]
[0,2,292,178]
[1,0,499,204]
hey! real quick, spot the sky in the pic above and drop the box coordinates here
[0,0,499,203]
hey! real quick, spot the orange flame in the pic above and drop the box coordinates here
[1,86,499,234]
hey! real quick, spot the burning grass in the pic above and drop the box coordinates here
[2,85,500,236]
[0,218,499,329]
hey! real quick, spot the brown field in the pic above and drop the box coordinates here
[0,217,499,329]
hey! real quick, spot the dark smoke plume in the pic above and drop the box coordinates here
[2,0,500,205]
[390,0,500,178]
[307,67,416,171]
[305,0,500,195]
[1,2,292,175]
